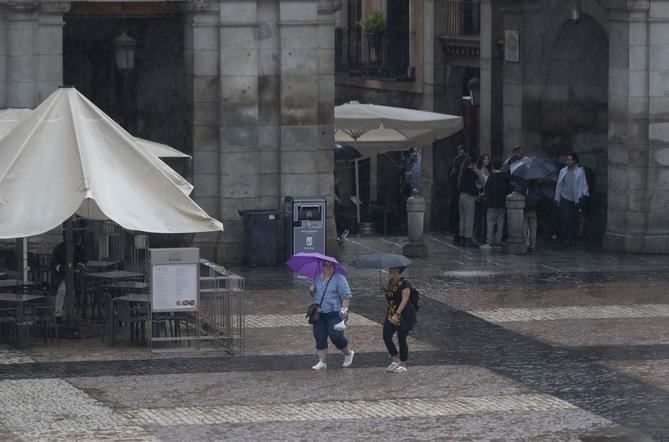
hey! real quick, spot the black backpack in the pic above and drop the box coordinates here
[410,288,423,312]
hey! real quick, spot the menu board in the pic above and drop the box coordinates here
[151,263,198,312]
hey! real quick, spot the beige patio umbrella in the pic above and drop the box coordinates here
[0,107,193,195]
[335,101,464,223]
[0,87,222,238]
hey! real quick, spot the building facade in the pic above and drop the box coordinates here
[478,0,669,253]
[0,0,342,262]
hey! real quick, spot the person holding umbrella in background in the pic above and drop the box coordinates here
[286,253,355,371]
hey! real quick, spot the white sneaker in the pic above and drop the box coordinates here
[312,361,327,371]
[386,362,400,372]
[391,365,407,373]
[343,351,355,368]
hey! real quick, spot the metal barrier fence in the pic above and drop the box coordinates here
[148,259,245,354]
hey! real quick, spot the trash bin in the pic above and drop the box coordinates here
[239,209,278,267]
[283,197,327,258]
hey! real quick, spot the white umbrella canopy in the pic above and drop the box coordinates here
[0,107,193,195]
[0,87,222,238]
[335,101,463,223]
[334,101,463,155]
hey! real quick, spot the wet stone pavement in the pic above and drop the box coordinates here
[2,235,669,440]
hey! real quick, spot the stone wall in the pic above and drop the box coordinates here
[186,0,340,263]
[604,0,669,253]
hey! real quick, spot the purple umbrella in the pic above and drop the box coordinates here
[286,252,348,280]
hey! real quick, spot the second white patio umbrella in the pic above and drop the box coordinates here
[335,101,463,223]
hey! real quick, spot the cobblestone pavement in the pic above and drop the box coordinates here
[1,236,669,440]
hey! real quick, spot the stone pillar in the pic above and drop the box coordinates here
[0,8,7,107]
[504,191,527,254]
[5,2,38,108]
[184,1,222,259]
[479,0,503,159]
[36,2,69,102]
[603,1,669,253]
[279,0,339,254]
[501,5,523,154]
[403,190,428,257]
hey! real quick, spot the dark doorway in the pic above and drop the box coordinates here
[386,0,410,78]
[63,5,187,157]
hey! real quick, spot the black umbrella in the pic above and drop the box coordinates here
[334,144,363,161]
[350,253,412,269]
[351,253,412,293]
[510,156,560,181]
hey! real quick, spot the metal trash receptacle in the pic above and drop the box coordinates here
[239,209,278,267]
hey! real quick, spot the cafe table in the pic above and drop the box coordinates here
[0,280,35,290]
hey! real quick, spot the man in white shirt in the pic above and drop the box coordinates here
[554,152,589,245]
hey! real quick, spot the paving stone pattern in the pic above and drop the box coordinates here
[471,304,669,323]
[122,394,577,426]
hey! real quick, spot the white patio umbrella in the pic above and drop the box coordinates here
[335,101,463,223]
[0,107,193,195]
[0,87,222,239]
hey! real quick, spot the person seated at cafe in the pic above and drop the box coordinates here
[51,231,87,320]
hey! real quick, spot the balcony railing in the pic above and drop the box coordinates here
[445,0,480,36]
[336,28,410,81]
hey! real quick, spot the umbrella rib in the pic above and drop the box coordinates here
[76,90,204,202]
[68,91,91,192]
[0,93,62,186]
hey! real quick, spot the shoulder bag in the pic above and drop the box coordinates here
[306,275,334,324]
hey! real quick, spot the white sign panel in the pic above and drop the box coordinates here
[505,30,520,63]
[151,264,198,312]
[150,248,199,313]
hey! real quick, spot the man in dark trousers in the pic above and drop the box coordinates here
[481,161,510,248]
[51,232,87,319]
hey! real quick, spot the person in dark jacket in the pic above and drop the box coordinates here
[51,232,87,319]
[382,266,417,373]
[458,156,479,247]
[481,161,510,248]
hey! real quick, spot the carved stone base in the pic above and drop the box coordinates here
[403,242,428,258]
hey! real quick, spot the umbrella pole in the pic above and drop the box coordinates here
[355,158,361,225]
[64,218,75,321]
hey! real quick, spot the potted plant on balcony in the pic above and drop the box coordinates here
[359,11,386,64]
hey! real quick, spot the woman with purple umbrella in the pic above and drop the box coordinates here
[286,253,355,371]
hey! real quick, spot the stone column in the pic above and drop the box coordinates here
[5,2,38,108]
[479,0,503,159]
[184,1,222,259]
[504,191,527,254]
[0,8,7,107]
[279,0,339,254]
[36,2,69,102]
[604,0,669,253]
[403,190,428,257]
[501,5,523,155]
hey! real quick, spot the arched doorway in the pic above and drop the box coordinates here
[542,16,609,237]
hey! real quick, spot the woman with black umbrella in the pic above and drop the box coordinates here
[382,266,417,373]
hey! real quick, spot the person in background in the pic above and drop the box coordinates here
[524,180,541,252]
[449,145,467,243]
[458,156,479,248]
[51,231,87,321]
[475,154,490,243]
[481,161,510,249]
[502,145,526,174]
[555,152,589,246]
[334,172,349,241]
[382,266,417,373]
